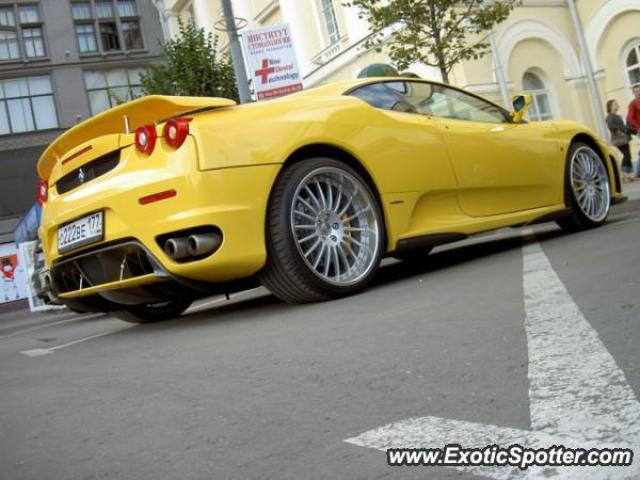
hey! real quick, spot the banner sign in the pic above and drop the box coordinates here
[14,203,41,245]
[17,240,63,312]
[0,242,28,303]
[243,24,303,100]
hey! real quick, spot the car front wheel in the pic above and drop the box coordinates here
[260,158,384,303]
[557,142,611,231]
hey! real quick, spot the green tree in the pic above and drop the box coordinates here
[140,20,239,101]
[344,0,517,84]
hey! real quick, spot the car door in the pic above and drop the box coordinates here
[414,82,563,217]
[348,80,457,195]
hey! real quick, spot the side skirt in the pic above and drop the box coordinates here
[391,233,468,255]
[509,208,572,228]
[386,206,572,257]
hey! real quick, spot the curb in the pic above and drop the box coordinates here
[612,197,640,212]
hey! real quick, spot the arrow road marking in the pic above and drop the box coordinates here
[345,235,640,479]
[522,238,640,446]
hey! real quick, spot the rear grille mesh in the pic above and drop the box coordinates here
[51,242,158,294]
[56,150,119,194]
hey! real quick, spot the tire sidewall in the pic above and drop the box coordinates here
[563,142,611,228]
[268,158,385,298]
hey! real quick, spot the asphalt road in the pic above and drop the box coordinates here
[1,202,639,480]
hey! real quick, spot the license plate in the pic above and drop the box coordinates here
[58,211,104,253]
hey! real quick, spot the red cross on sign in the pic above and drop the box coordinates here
[255,59,275,84]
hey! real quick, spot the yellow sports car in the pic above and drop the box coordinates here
[37,78,626,322]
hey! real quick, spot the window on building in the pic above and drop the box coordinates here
[95,0,113,18]
[18,5,40,24]
[22,27,44,58]
[318,0,340,45]
[75,23,97,52]
[0,3,46,61]
[121,20,141,49]
[522,71,554,121]
[84,68,145,115]
[19,4,44,58]
[71,0,143,54]
[626,43,640,87]
[0,32,19,60]
[0,75,58,134]
[117,0,137,17]
[99,21,119,50]
[0,7,16,27]
[71,1,92,20]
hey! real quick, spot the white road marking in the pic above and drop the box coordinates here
[20,330,119,357]
[186,296,229,313]
[0,313,102,341]
[186,287,264,314]
[522,239,640,446]
[345,235,640,479]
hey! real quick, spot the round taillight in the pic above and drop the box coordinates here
[36,179,48,204]
[163,118,190,149]
[135,124,157,155]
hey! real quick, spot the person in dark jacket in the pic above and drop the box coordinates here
[606,99,633,182]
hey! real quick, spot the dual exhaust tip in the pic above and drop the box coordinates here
[164,232,221,261]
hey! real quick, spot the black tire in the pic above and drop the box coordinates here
[393,247,433,263]
[557,142,611,232]
[111,297,193,324]
[259,158,385,303]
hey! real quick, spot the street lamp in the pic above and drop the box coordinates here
[219,0,251,103]
[567,0,608,140]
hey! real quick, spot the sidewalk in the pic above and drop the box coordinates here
[621,178,640,203]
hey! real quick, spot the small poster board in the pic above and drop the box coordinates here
[243,24,303,100]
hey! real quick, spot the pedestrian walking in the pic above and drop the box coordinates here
[606,99,633,182]
[626,85,640,177]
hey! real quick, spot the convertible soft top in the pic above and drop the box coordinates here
[37,95,236,179]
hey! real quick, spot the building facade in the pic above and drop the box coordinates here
[155,0,639,150]
[0,0,165,243]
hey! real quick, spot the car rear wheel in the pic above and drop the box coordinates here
[111,298,192,324]
[557,142,611,231]
[260,158,384,303]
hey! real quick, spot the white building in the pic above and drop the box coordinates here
[153,0,640,145]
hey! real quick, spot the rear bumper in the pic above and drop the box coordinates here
[41,141,281,297]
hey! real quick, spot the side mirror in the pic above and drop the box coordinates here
[510,94,532,123]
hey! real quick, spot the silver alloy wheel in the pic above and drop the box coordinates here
[290,166,380,286]
[570,146,610,222]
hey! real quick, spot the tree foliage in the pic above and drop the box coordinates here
[344,0,518,83]
[140,20,239,100]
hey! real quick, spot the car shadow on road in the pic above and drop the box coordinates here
[120,293,286,333]
[370,226,565,289]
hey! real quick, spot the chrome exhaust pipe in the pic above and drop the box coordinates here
[164,237,190,260]
[187,233,222,257]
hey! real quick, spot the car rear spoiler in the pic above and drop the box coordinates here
[37,95,236,179]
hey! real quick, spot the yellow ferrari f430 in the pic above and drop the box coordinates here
[37,78,626,322]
